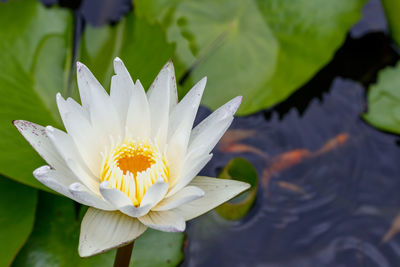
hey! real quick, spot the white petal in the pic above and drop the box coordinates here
[88,84,122,147]
[152,186,204,211]
[76,61,122,148]
[126,80,151,139]
[79,208,147,257]
[166,78,206,184]
[138,210,185,232]
[56,93,89,123]
[13,120,66,172]
[63,111,101,175]
[167,153,212,197]
[100,182,151,217]
[100,181,169,218]
[167,60,178,111]
[45,126,98,184]
[76,62,106,111]
[34,165,107,209]
[66,158,100,194]
[69,182,115,211]
[33,165,77,200]
[187,96,241,157]
[165,118,193,187]
[140,181,169,207]
[168,77,206,140]
[110,57,134,124]
[99,181,132,207]
[147,61,175,148]
[173,176,250,221]
[149,60,178,115]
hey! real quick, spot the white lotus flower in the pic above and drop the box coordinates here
[14,58,249,257]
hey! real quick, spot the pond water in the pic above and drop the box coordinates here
[187,78,400,266]
[182,1,400,265]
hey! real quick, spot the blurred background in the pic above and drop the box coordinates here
[1,0,400,266]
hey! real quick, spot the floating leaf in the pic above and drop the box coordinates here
[132,229,184,267]
[381,0,400,47]
[136,0,366,115]
[12,193,115,266]
[0,177,37,267]
[216,158,257,220]
[0,0,72,190]
[363,62,400,134]
[77,11,175,91]
[13,192,184,266]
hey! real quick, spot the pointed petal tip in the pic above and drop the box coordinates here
[76,62,91,74]
[78,243,108,258]
[197,76,207,88]
[241,181,251,192]
[167,58,173,66]
[13,119,29,130]
[244,181,251,189]
[227,96,242,114]
[233,95,243,105]
[113,57,125,72]
[162,59,175,71]
[78,239,137,258]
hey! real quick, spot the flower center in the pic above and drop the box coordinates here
[100,139,169,206]
[116,148,155,175]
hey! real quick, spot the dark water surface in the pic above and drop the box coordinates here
[181,1,400,265]
[40,0,400,266]
[187,78,400,267]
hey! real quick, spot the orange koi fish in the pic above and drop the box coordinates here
[262,149,311,188]
[277,181,307,195]
[382,211,400,244]
[315,133,349,155]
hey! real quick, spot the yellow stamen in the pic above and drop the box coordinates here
[100,138,169,206]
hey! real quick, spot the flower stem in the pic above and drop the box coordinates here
[114,241,134,267]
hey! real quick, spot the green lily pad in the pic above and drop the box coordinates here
[363,62,400,134]
[12,193,115,267]
[136,0,366,115]
[0,0,72,190]
[77,11,175,92]
[216,158,257,220]
[381,0,400,47]
[132,229,184,267]
[0,176,37,267]
[13,192,184,267]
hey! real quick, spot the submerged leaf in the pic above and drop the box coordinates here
[216,158,257,220]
